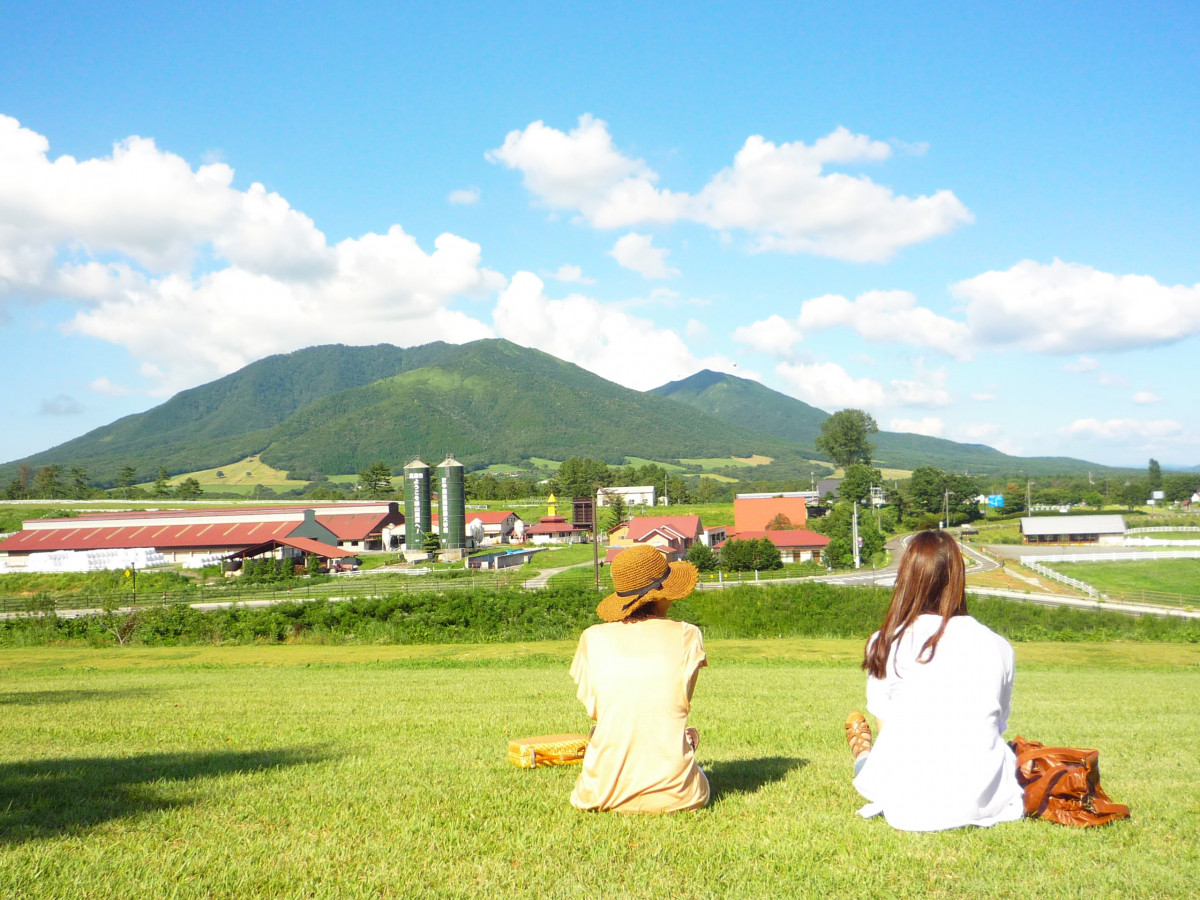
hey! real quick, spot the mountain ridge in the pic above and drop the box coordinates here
[1,342,1125,485]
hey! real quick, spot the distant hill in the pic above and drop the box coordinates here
[651,370,1118,477]
[1,342,1126,487]
[0,341,794,485]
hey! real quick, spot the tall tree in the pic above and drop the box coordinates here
[600,490,628,531]
[552,457,612,498]
[815,409,878,470]
[176,477,203,500]
[359,461,395,499]
[1148,459,1163,492]
[69,466,91,499]
[152,467,171,499]
[32,465,65,499]
[116,465,137,499]
[839,463,882,504]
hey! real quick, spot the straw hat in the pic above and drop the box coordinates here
[596,545,698,622]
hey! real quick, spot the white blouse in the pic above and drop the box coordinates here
[853,614,1025,831]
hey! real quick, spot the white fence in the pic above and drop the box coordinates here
[1022,551,1200,565]
[1021,559,1100,597]
[1126,526,1200,534]
[1124,537,1200,547]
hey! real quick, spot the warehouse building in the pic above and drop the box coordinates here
[0,501,405,571]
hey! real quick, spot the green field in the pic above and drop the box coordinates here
[1,641,1194,899]
[1046,559,1200,604]
[678,454,774,470]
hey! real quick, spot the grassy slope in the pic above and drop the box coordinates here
[1046,559,1200,601]
[0,642,1194,899]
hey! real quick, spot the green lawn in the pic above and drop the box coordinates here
[1046,559,1200,604]
[2,641,1193,899]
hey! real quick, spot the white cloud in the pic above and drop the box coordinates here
[490,116,972,261]
[448,187,480,205]
[774,356,950,413]
[1062,356,1099,373]
[609,232,680,279]
[775,361,884,409]
[732,314,805,359]
[485,114,685,226]
[798,290,970,359]
[0,116,507,395]
[888,359,951,407]
[971,392,995,402]
[548,264,594,284]
[89,376,130,397]
[733,290,971,360]
[954,259,1200,353]
[1132,391,1162,404]
[889,417,944,437]
[691,131,972,261]
[491,272,711,391]
[1061,418,1184,442]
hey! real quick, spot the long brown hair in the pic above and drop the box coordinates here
[863,530,968,679]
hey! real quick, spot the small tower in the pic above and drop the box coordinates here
[403,459,431,551]
[437,455,466,555]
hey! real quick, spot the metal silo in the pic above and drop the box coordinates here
[403,458,431,551]
[437,455,466,551]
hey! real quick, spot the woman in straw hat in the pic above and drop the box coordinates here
[845,529,1024,831]
[569,544,709,813]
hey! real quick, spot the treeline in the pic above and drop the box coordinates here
[3,463,202,502]
[2,582,1197,648]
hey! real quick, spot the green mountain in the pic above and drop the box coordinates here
[651,370,828,447]
[1,341,794,485]
[3,343,1123,487]
[651,370,1118,476]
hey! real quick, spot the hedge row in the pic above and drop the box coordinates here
[1,582,1196,648]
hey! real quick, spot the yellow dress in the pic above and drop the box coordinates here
[569,618,709,813]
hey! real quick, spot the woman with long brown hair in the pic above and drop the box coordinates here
[845,529,1024,831]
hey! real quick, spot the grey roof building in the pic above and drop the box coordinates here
[1019,515,1125,544]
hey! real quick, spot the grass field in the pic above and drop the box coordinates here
[1046,559,1200,604]
[678,454,774,470]
[2,640,1195,899]
[160,455,312,491]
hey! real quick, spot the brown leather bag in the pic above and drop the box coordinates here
[1009,736,1131,827]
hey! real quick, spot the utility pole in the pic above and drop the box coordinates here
[592,490,600,590]
[852,500,861,570]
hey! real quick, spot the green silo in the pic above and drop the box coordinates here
[403,459,431,550]
[437,456,466,551]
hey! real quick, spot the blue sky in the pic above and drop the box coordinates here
[2,1,1198,469]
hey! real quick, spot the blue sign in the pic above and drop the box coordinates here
[986,494,1005,508]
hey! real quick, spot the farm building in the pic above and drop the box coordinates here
[466,548,540,570]
[733,493,809,531]
[597,485,658,507]
[606,515,703,562]
[722,529,830,564]
[1019,515,1126,545]
[0,502,405,571]
[466,510,523,545]
[524,515,590,545]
